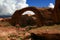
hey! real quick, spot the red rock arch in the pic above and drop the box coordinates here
[10,7,44,27]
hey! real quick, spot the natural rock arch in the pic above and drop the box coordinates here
[10,7,44,27]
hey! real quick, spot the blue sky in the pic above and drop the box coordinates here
[0,0,55,16]
[27,0,55,8]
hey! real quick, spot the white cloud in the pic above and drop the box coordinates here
[0,0,29,15]
[48,3,54,8]
[22,11,35,15]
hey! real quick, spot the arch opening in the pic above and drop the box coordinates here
[22,11,35,15]
[20,11,38,27]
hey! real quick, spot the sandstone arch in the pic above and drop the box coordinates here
[10,7,43,27]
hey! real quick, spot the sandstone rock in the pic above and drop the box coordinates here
[10,7,43,27]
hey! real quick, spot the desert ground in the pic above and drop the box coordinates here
[0,18,60,40]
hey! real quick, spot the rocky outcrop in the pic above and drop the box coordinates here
[10,7,43,27]
[38,8,54,26]
[9,7,54,27]
[18,14,37,27]
[53,0,60,24]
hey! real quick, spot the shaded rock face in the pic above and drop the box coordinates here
[10,7,43,27]
[10,7,54,27]
[53,0,60,24]
[39,8,54,26]
[18,14,37,27]
[31,33,60,40]
[31,33,46,40]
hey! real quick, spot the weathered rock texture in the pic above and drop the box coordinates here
[9,6,55,27]
[10,7,44,27]
[18,14,37,27]
[38,8,54,26]
[53,0,60,24]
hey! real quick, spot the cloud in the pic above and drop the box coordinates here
[22,11,35,15]
[0,0,29,16]
[48,3,54,8]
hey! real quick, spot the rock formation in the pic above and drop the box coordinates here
[17,14,37,27]
[9,6,55,27]
[10,7,44,27]
[53,0,60,24]
[38,8,54,26]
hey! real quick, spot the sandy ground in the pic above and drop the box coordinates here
[0,21,60,40]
